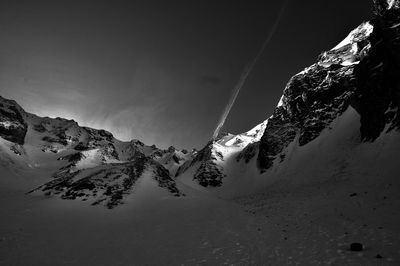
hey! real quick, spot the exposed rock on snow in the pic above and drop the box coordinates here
[0,96,27,145]
[31,154,183,209]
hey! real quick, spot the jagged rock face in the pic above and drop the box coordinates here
[32,155,183,209]
[355,2,400,140]
[190,142,225,187]
[258,1,400,170]
[257,113,297,170]
[176,119,268,187]
[0,96,27,145]
[194,160,224,187]
[152,160,183,196]
[236,142,258,163]
[175,141,225,187]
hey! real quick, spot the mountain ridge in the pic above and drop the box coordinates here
[0,95,191,208]
[174,0,400,191]
[1,0,400,206]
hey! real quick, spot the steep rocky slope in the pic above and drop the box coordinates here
[177,0,400,191]
[257,0,400,171]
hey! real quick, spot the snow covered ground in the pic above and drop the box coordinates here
[0,168,263,265]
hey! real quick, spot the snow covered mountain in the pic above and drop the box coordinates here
[176,0,400,196]
[2,1,400,265]
[1,0,400,208]
[0,96,193,208]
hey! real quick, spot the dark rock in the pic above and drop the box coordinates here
[10,144,24,156]
[194,161,224,187]
[74,142,89,151]
[42,136,68,146]
[175,141,225,187]
[167,146,175,153]
[98,130,114,141]
[376,254,383,259]
[152,161,183,196]
[130,139,144,146]
[236,142,259,163]
[172,154,180,164]
[33,123,47,133]
[0,97,28,145]
[58,153,84,163]
[350,242,363,251]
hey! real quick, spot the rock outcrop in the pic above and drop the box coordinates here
[0,96,28,145]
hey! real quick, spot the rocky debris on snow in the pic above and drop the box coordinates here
[30,153,183,208]
[9,144,25,156]
[152,161,184,196]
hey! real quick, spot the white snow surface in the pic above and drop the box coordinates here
[387,0,399,9]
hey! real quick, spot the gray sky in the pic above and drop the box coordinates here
[0,0,372,149]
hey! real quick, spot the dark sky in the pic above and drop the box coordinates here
[0,0,373,149]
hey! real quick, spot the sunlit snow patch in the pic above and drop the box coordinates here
[332,22,374,51]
